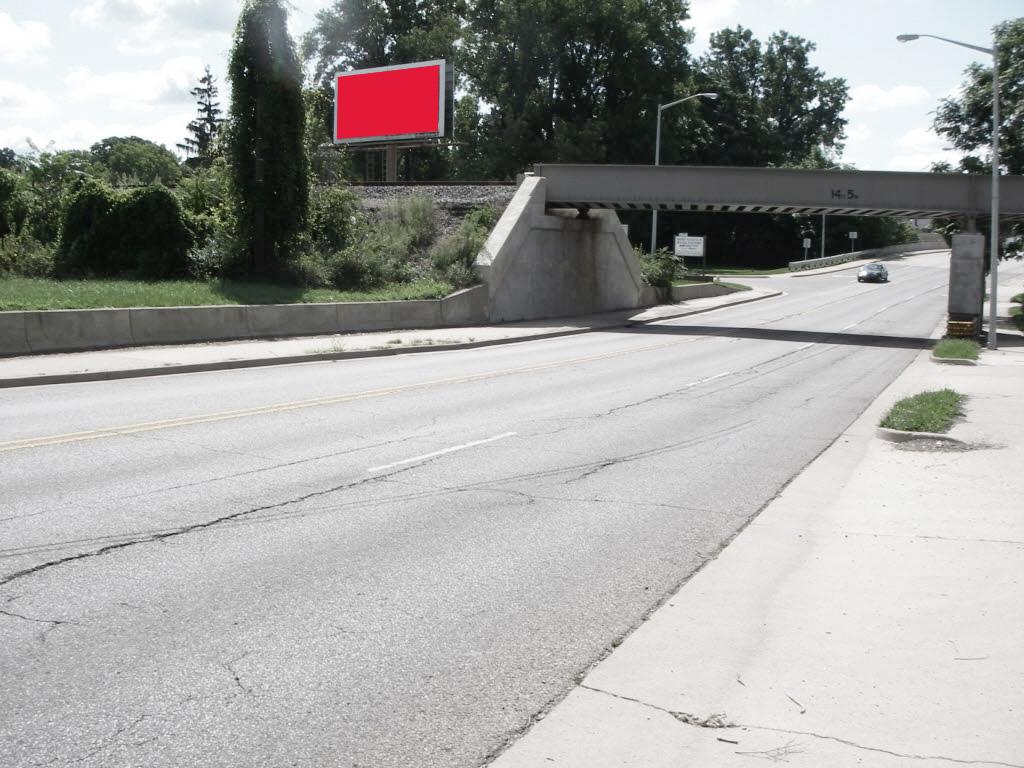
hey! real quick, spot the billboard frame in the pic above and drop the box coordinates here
[333,59,447,146]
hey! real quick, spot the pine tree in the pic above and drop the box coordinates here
[178,66,224,164]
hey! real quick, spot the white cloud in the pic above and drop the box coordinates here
[687,0,739,50]
[0,81,55,119]
[73,0,235,55]
[886,127,951,171]
[65,56,205,112]
[73,0,232,30]
[0,113,190,153]
[847,84,931,114]
[0,12,52,64]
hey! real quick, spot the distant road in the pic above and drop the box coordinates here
[0,251,950,768]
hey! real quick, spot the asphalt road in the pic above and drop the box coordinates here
[0,251,950,768]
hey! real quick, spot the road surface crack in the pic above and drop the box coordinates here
[739,724,1024,767]
[580,686,1021,767]
[223,652,253,696]
[0,465,412,588]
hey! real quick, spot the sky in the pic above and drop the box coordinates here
[0,0,1018,173]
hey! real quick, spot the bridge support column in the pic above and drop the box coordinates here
[474,175,651,322]
[947,232,985,338]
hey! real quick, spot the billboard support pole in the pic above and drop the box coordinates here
[385,146,398,182]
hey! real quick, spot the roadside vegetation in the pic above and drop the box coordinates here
[0,277,452,312]
[1011,293,1023,332]
[880,389,965,433]
[2,3,1019,306]
[933,338,980,361]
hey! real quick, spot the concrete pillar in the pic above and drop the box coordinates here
[947,232,985,337]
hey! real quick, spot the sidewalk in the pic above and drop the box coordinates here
[0,287,779,388]
[491,335,1024,765]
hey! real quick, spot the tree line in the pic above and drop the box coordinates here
[1,2,1020,288]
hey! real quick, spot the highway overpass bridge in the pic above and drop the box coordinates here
[476,164,1024,322]
[533,164,1024,222]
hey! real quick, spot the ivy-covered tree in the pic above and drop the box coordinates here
[227,0,308,278]
[178,66,224,166]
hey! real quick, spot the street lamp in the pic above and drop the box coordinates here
[898,33,1000,349]
[651,92,718,254]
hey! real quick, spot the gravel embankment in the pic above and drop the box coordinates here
[352,183,518,235]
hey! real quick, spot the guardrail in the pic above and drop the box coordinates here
[788,239,949,272]
[789,253,858,271]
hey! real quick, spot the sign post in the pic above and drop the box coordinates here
[675,234,706,272]
[802,237,811,260]
[849,230,858,253]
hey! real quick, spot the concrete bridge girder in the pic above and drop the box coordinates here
[534,164,1024,222]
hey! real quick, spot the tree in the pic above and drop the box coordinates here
[178,66,224,166]
[930,18,1023,257]
[302,0,464,181]
[933,18,1023,176]
[227,0,308,278]
[462,0,694,178]
[693,27,848,167]
[89,136,182,186]
[302,0,464,88]
[0,148,17,170]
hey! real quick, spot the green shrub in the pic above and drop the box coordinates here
[0,168,17,238]
[0,231,55,277]
[119,186,194,279]
[638,247,678,288]
[55,179,193,279]
[308,185,361,252]
[428,204,498,289]
[380,195,438,250]
[54,178,120,276]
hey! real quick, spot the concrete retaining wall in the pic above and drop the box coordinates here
[0,285,489,357]
[475,174,648,322]
[788,239,949,271]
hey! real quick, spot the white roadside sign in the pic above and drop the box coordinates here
[674,234,705,258]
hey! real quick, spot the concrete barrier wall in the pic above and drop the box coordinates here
[0,287,490,357]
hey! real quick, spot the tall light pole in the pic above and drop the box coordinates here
[898,33,1000,349]
[651,92,718,254]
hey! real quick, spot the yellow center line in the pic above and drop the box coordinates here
[1,338,682,453]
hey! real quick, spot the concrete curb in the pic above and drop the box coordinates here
[930,353,978,366]
[0,289,784,389]
[875,426,967,444]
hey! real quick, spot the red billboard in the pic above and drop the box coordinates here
[334,60,446,145]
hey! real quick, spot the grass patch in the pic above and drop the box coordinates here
[880,389,965,433]
[0,277,454,311]
[933,338,980,360]
[707,266,789,275]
